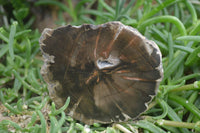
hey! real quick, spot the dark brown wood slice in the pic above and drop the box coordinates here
[39,21,163,124]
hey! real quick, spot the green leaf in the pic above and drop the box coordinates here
[135,120,166,133]
[185,46,200,66]
[138,0,178,24]
[176,36,200,42]
[138,15,186,36]
[37,110,47,133]
[0,28,9,43]
[0,45,9,58]
[99,0,115,15]
[13,8,29,21]
[169,94,200,119]
[8,21,18,60]
[50,97,70,115]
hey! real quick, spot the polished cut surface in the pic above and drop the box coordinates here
[40,21,163,124]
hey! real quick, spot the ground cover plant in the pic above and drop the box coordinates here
[0,0,200,132]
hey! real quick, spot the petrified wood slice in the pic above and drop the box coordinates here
[39,21,163,125]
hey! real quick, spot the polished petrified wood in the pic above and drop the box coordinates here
[40,21,163,125]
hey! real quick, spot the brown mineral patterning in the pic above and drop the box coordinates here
[39,21,163,125]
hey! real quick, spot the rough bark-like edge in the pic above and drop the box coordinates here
[39,21,163,125]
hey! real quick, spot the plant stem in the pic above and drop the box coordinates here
[114,124,132,133]
[168,81,200,92]
[157,119,200,130]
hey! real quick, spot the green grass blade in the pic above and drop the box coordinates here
[27,112,37,127]
[135,120,167,133]
[99,0,115,15]
[0,45,9,58]
[37,110,47,133]
[169,94,200,119]
[163,52,187,82]
[168,33,174,63]
[81,9,113,19]
[12,70,41,95]
[173,45,193,53]
[153,99,168,119]
[130,0,145,16]
[138,0,178,24]
[4,103,21,114]
[1,120,22,131]
[190,22,200,35]
[138,15,186,36]
[50,116,58,133]
[8,21,17,60]
[51,97,70,115]
[185,46,200,66]
[171,73,200,84]
[183,0,197,23]
[169,81,200,92]
[157,119,200,130]
[15,29,31,38]
[167,104,191,133]
[56,112,66,131]
[0,28,9,43]
[121,0,135,15]
[176,36,200,42]
[35,0,70,12]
